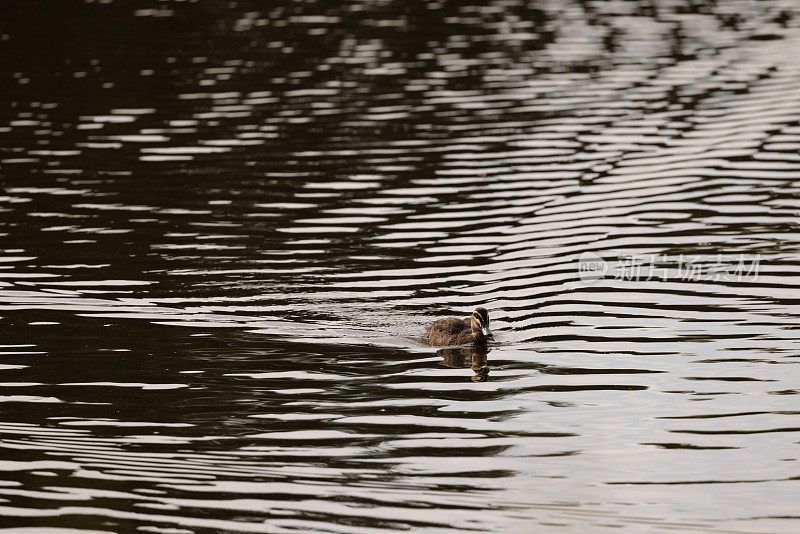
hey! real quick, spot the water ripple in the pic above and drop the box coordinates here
[2,1,800,532]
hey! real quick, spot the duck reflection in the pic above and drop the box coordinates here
[437,346,490,382]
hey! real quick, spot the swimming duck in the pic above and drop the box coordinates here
[424,307,492,346]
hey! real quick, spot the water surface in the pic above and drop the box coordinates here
[2,1,800,532]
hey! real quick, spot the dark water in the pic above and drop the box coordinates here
[2,1,800,532]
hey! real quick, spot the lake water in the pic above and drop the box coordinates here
[2,1,800,532]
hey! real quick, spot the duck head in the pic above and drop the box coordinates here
[470,307,492,338]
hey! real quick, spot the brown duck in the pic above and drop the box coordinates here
[424,307,492,346]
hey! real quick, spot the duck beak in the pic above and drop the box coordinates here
[481,326,491,337]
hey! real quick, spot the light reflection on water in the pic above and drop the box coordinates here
[2,0,800,532]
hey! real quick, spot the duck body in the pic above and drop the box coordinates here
[425,316,483,346]
[424,307,492,347]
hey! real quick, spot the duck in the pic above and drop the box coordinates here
[424,307,492,346]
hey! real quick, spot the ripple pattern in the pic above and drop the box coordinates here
[2,0,800,532]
